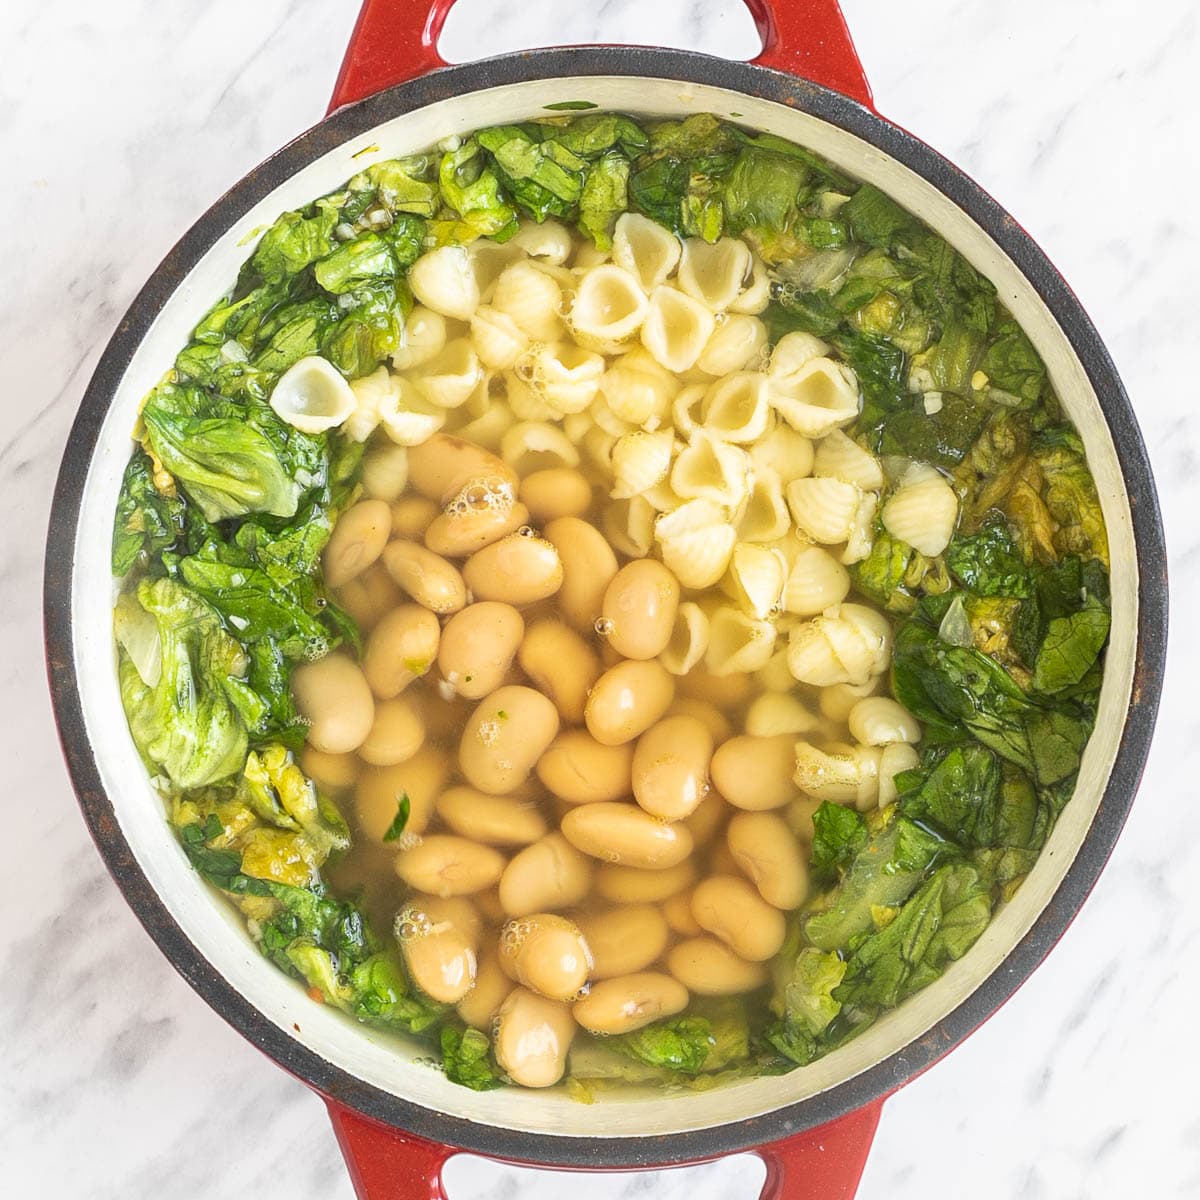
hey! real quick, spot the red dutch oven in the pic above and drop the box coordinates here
[44,2,1168,1197]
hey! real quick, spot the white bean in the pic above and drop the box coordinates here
[463,532,563,606]
[726,811,809,910]
[394,835,506,897]
[355,746,448,842]
[291,654,374,754]
[561,802,694,869]
[631,715,713,821]
[395,895,479,1004]
[517,620,601,724]
[666,936,767,996]
[425,493,529,558]
[456,947,512,1030]
[499,833,593,917]
[662,887,702,937]
[493,987,575,1088]
[499,913,592,1001]
[683,790,728,848]
[323,499,392,589]
[358,695,425,766]
[362,604,440,699]
[601,560,680,661]
[543,517,619,633]
[300,746,360,793]
[390,495,440,540]
[677,666,753,710]
[407,434,519,503]
[711,734,796,811]
[573,972,688,1035]
[585,660,675,746]
[437,785,548,847]
[382,540,467,614]
[575,905,670,979]
[437,602,525,700]
[519,469,592,523]
[690,875,786,961]
[459,686,560,795]
[665,698,733,743]
[536,730,633,805]
[333,563,402,634]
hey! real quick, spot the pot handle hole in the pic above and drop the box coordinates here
[328,0,874,112]
[326,1097,884,1199]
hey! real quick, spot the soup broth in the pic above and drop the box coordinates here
[110,110,1111,1097]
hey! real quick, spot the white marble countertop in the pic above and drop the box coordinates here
[3,0,1196,1196]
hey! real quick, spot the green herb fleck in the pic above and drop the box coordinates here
[383,794,411,842]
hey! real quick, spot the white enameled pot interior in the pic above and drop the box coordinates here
[70,75,1137,1138]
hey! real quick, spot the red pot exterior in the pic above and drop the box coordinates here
[328,1098,885,1200]
[328,0,874,114]
[326,4,884,1195]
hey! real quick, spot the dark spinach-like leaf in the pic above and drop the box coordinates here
[809,802,867,874]
[804,814,949,952]
[876,392,987,467]
[251,207,338,284]
[313,233,398,294]
[833,862,993,1008]
[896,745,1004,848]
[891,621,1089,786]
[354,157,440,217]
[436,141,519,241]
[945,522,1032,598]
[1033,598,1110,694]
[548,112,648,158]
[141,395,303,523]
[840,183,916,248]
[980,319,1045,405]
[832,329,909,419]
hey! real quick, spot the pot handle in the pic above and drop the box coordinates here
[327,1097,884,1199]
[329,1103,453,1200]
[757,1100,884,1199]
[329,0,873,112]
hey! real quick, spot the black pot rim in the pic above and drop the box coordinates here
[44,46,1168,1169]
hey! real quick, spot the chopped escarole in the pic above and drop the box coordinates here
[172,789,443,1036]
[116,579,258,789]
[769,436,1109,1059]
[567,999,761,1098]
[140,391,304,522]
